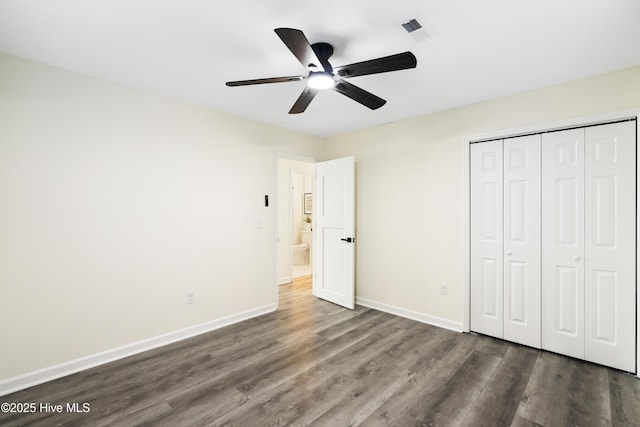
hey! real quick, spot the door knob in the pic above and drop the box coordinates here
[340,237,355,243]
[572,256,581,261]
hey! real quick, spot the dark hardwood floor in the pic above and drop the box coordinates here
[2,275,639,426]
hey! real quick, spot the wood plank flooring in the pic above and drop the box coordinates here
[2,275,639,426]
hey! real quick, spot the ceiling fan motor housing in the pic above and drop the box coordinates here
[311,42,334,71]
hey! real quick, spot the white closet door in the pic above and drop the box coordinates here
[503,135,541,348]
[584,122,636,371]
[542,128,585,359]
[471,140,503,339]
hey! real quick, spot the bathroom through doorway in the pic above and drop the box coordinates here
[277,156,315,289]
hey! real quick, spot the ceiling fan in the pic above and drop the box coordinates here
[225,28,417,114]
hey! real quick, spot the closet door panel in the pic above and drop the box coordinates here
[503,135,541,348]
[471,140,503,338]
[585,121,636,371]
[542,129,585,359]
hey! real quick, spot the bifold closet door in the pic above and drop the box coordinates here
[542,121,636,371]
[470,140,503,339]
[584,122,636,372]
[503,135,541,348]
[471,136,541,345]
[542,128,586,360]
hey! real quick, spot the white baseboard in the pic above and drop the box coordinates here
[356,297,463,333]
[278,276,292,285]
[0,303,277,397]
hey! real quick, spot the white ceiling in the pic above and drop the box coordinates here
[1,0,639,137]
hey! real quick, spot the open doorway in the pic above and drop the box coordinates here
[277,157,315,288]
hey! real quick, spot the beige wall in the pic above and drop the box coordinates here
[323,66,640,326]
[0,52,322,382]
[1,49,639,388]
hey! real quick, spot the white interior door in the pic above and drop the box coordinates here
[470,140,504,338]
[584,121,636,371]
[503,135,541,348]
[542,128,585,360]
[313,156,355,309]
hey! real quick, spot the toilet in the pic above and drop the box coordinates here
[292,231,312,265]
[292,243,308,265]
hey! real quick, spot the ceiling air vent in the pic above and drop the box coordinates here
[402,19,422,33]
[400,18,429,42]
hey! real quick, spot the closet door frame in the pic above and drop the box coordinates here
[462,109,640,377]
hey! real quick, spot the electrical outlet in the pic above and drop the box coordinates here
[439,283,448,295]
[186,291,196,304]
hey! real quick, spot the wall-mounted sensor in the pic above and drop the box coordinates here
[265,195,269,207]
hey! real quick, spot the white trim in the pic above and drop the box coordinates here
[278,276,292,285]
[461,135,471,332]
[465,108,640,143]
[636,117,640,378]
[462,108,640,376]
[0,303,276,396]
[356,297,464,333]
[275,152,317,164]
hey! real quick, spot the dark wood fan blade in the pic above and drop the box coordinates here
[226,76,303,86]
[274,28,326,71]
[289,86,318,114]
[333,80,386,110]
[334,52,417,78]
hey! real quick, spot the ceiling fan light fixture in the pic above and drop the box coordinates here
[226,28,418,114]
[307,72,335,90]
